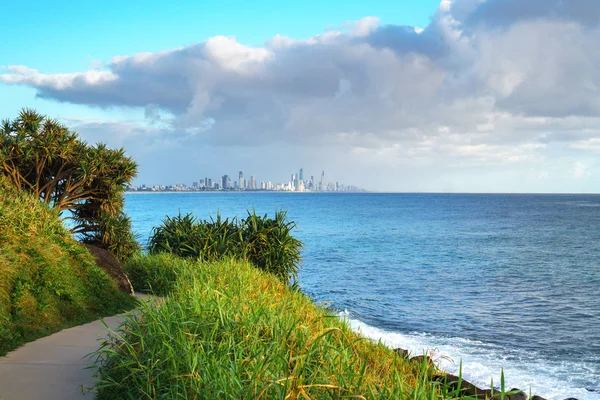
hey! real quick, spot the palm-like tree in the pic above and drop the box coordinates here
[0,108,139,260]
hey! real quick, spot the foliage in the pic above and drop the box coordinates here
[124,253,185,296]
[148,213,238,260]
[148,210,302,282]
[93,258,444,399]
[0,108,138,261]
[241,210,302,282]
[0,177,135,355]
[80,210,141,263]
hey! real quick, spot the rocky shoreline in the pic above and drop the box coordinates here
[394,347,579,400]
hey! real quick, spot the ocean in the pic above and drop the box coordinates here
[124,192,600,399]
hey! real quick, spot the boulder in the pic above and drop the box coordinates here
[411,355,434,366]
[508,388,527,400]
[531,396,546,400]
[394,348,409,358]
[434,374,492,400]
[85,245,134,295]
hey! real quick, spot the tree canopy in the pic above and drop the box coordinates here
[0,108,139,260]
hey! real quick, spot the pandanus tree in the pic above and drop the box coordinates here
[0,108,139,261]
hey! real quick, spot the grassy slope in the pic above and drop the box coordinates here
[0,178,135,355]
[96,256,447,399]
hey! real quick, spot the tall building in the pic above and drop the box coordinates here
[299,168,304,181]
[221,175,230,190]
[238,171,244,190]
[320,170,325,191]
[250,175,257,190]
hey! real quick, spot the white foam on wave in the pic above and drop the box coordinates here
[340,312,600,400]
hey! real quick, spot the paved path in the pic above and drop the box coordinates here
[0,314,127,400]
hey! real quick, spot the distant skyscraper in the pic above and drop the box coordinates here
[320,170,325,191]
[238,171,244,189]
[250,175,257,190]
[222,175,230,190]
[299,168,304,181]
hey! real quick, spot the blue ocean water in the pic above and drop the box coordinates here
[124,192,600,399]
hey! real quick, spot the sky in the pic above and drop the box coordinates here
[1,0,599,193]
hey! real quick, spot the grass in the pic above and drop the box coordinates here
[94,255,451,399]
[0,177,136,355]
[124,252,187,296]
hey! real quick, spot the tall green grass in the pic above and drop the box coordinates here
[124,253,187,296]
[93,257,446,399]
[148,210,302,282]
[0,177,135,355]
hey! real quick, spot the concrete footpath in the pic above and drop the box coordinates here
[0,314,126,400]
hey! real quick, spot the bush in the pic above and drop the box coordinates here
[148,210,302,282]
[81,211,141,263]
[241,210,302,282]
[148,213,241,260]
[0,177,135,355]
[93,258,440,399]
[124,253,186,296]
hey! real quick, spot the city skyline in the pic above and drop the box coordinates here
[129,168,364,192]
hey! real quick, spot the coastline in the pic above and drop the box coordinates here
[343,315,599,400]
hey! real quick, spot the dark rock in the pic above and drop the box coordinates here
[563,398,579,400]
[411,355,434,366]
[433,374,492,400]
[507,388,527,400]
[85,245,134,295]
[531,396,546,400]
[394,348,409,358]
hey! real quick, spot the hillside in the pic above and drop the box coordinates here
[95,255,445,399]
[0,177,135,355]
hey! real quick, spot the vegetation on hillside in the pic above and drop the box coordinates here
[0,109,139,261]
[0,177,135,355]
[124,253,186,296]
[148,210,302,282]
[94,256,446,399]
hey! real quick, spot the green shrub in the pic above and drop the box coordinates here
[93,258,440,399]
[124,253,186,296]
[0,177,135,355]
[148,210,302,282]
[81,211,141,263]
[148,212,241,260]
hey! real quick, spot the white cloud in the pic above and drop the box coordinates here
[351,16,381,36]
[1,66,117,89]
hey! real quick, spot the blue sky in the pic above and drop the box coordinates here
[2,0,599,192]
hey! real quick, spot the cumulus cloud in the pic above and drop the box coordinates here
[1,0,599,191]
